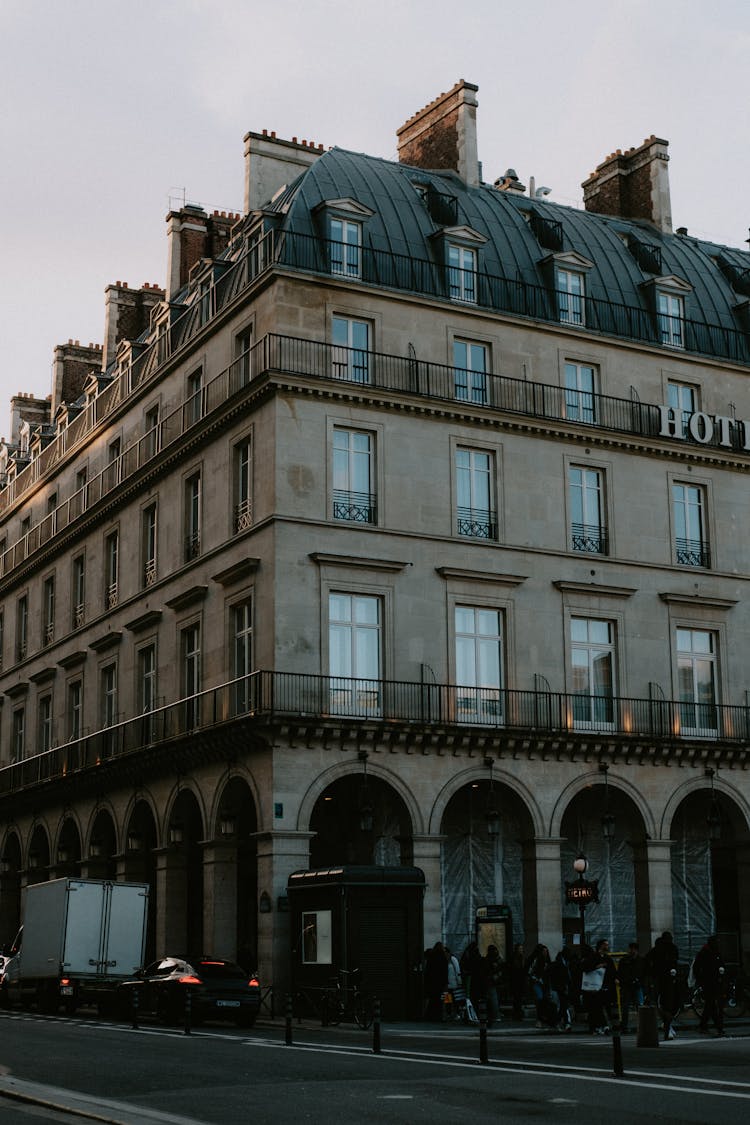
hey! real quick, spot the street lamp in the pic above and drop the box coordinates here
[600,762,615,841]
[484,757,501,838]
[565,851,599,945]
[705,768,722,842]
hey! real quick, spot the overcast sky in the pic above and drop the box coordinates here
[1,0,748,436]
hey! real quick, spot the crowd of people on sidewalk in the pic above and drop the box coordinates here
[420,930,732,1039]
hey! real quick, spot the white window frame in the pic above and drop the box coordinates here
[570,616,615,729]
[182,622,201,729]
[667,380,696,435]
[38,693,53,754]
[658,291,685,348]
[672,482,708,567]
[676,628,718,737]
[564,361,597,423]
[12,707,25,762]
[448,244,477,303]
[332,315,370,383]
[453,340,488,404]
[105,529,119,608]
[184,472,202,561]
[569,465,606,554]
[328,592,382,717]
[142,503,157,587]
[233,600,253,713]
[234,438,252,532]
[557,268,585,326]
[101,663,118,729]
[330,217,362,278]
[332,428,375,523]
[454,605,504,725]
[455,447,495,539]
[68,679,83,742]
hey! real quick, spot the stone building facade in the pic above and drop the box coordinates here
[1,80,749,1003]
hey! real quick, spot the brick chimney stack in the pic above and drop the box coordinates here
[9,392,50,445]
[165,206,240,301]
[103,281,166,370]
[397,80,480,188]
[243,130,325,214]
[51,340,103,415]
[582,136,672,233]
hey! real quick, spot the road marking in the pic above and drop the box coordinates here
[378,1095,414,1100]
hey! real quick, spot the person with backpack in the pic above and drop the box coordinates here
[693,935,726,1036]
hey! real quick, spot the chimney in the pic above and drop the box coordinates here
[9,393,51,445]
[582,136,672,233]
[103,281,165,370]
[397,80,480,187]
[243,131,324,214]
[51,340,103,415]
[165,206,241,301]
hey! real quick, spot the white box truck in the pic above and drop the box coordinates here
[5,878,149,1014]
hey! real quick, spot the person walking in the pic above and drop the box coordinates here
[648,931,680,1040]
[481,944,504,1027]
[508,943,527,1021]
[444,946,465,1022]
[693,935,726,1036]
[617,941,644,1032]
[525,944,552,1028]
[550,948,574,1031]
[581,938,616,1034]
[423,941,448,1021]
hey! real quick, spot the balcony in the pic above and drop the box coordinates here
[571,522,608,555]
[0,671,746,799]
[675,536,711,568]
[456,505,497,540]
[332,489,377,524]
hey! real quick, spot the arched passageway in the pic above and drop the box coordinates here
[309,772,413,869]
[123,799,158,962]
[0,832,22,944]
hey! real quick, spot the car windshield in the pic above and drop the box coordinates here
[194,960,247,980]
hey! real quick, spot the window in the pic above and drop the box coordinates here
[142,504,157,586]
[234,440,252,532]
[330,217,361,278]
[139,644,157,742]
[105,530,119,607]
[570,617,614,727]
[182,623,201,729]
[105,438,121,490]
[186,368,203,425]
[658,291,684,348]
[73,467,88,518]
[12,708,25,762]
[184,473,201,561]
[235,326,253,386]
[333,429,375,523]
[16,595,28,662]
[0,609,4,671]
[455,606,503,724]
[101,663,118,728]
[329,593,381,716]
[453,340,488,404]
[38,694,52,754]
[144,405,160,459]
[455,448,496,539]
[569,467,607,554]
[233,601,253,713]
[667,381,695,435]
[448,244,477,303]
[564,361,597,423]
[557,268,585,326]
[332,316,370,383]
[677,628,718,736]
[43,575,55,645]
[72,555,85,627]
[46,492,58,537]
[68,680,83,741]
[673,483,709,567]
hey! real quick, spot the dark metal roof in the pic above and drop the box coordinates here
[281,147,749,335]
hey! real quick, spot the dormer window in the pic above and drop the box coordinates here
[330,217,362,278]
[448,244,477,303]
[557,267,586,326]
[657,291,685,348]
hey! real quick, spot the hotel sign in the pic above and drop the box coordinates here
[659,406,750,449]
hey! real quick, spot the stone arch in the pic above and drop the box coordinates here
[86,805,118,878]
[165,779,207,849]
[661,774,750,840]
[208,772,259,968]
[0,830,23,944]
[429,764,543,837]
[27,820,51,882]
[551,769,656,840]
[297,759,423,836]
[209,766,262,837]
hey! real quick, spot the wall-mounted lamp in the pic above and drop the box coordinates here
[57,846,70,865]
[0,856,10,875]
[484,756,501,838]
[600,762,615,841]
[28,851,39,870]
[169,822,184,847]
[705,767,722,842]
[89,838,103,859]
[127,830,143,853]
[259,890,272,914]
[219,812,237,837]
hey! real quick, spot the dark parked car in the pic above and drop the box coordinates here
[117,956,261,1027]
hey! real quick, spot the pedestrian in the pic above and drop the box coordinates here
[444,946,465,1022]
[617,941,644,1032]
[525,944,553,1028]
[581,938,616,1034]
[648,931,680,1040]
[693,935,726,1035]
[480,943,504,1027]
[423,941,448,1021]
[550,948,574,1031]
[460,941,484,1011]
[508,943,526,1021]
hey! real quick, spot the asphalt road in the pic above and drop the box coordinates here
[0,1009,749,1124]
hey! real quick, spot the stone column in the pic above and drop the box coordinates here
[255,830,315,996]
[153,847,187,954]
[734,842,750,971]
[201,839,238,959]
[411,835,444,945]
[530,838,564,951]
[639,838,674,945]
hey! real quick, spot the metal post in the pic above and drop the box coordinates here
[372,997,381,1055]
[611,1023,624,1077]
[478,999,488,1064]
[285,993,293,1046]
[184,988,192,1035]
[131,987,139,1030]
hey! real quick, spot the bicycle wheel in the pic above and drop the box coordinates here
[690,986,705,1020]
[322,990,342,1027]
[354,994,374,1030]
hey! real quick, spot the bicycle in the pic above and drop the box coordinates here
[322,968,374,1029]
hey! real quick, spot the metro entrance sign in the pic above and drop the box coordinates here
[565,878,599,906]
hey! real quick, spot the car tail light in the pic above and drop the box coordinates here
[177,975,201,985]
[248,977,259,988]
[60,978,71,986]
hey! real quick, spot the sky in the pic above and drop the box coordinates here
[1,0,749,435]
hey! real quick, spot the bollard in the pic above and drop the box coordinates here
[611,1022,624,1077]
[131,987,139,1031]
[636,1004,659,1048]
[285,993,293,1046]
[372,996,381,1055]
[184,987,192,1036]
[478,999,488,1065]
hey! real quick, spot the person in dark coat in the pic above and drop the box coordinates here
[694,935,726,1035]
[581,938,616,1033]
[617,941,644,1032]
[508,943,527,1021]
[423,941,448,1021]
[525,944,552,1027]
[648,930,680,1039]
[550,947,574,1031]
[460,941,484,1011]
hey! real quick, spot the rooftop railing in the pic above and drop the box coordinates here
[1,671,746,798]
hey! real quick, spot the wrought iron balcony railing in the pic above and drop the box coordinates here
[456,505,497,539]
[1,671,746,798]
[571,522,608,555]
[675,536,711,568]
[332,489,377,524]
